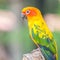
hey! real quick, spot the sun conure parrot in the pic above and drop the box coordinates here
[21,7,58,60]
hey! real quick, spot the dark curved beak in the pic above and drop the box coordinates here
[21,13,27,20]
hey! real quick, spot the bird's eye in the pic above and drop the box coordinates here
[26,10,30,14]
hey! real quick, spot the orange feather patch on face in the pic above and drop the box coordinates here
[27,9,37,17]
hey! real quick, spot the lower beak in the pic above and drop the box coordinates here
[21,13,27,20]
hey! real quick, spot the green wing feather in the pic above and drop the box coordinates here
[31,24,57,60]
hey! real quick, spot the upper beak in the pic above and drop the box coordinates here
[21,13,27,20]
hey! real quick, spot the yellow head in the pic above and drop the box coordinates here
[21,7,42,21]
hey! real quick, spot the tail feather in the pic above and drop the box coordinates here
[40,46,56,60]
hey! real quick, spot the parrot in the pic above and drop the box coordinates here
[21,7,58,60]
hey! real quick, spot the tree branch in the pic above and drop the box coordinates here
[22,48,45,60]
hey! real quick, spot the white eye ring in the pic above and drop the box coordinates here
[26,10,30,14]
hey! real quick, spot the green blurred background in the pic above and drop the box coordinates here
[0,0,60,60]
